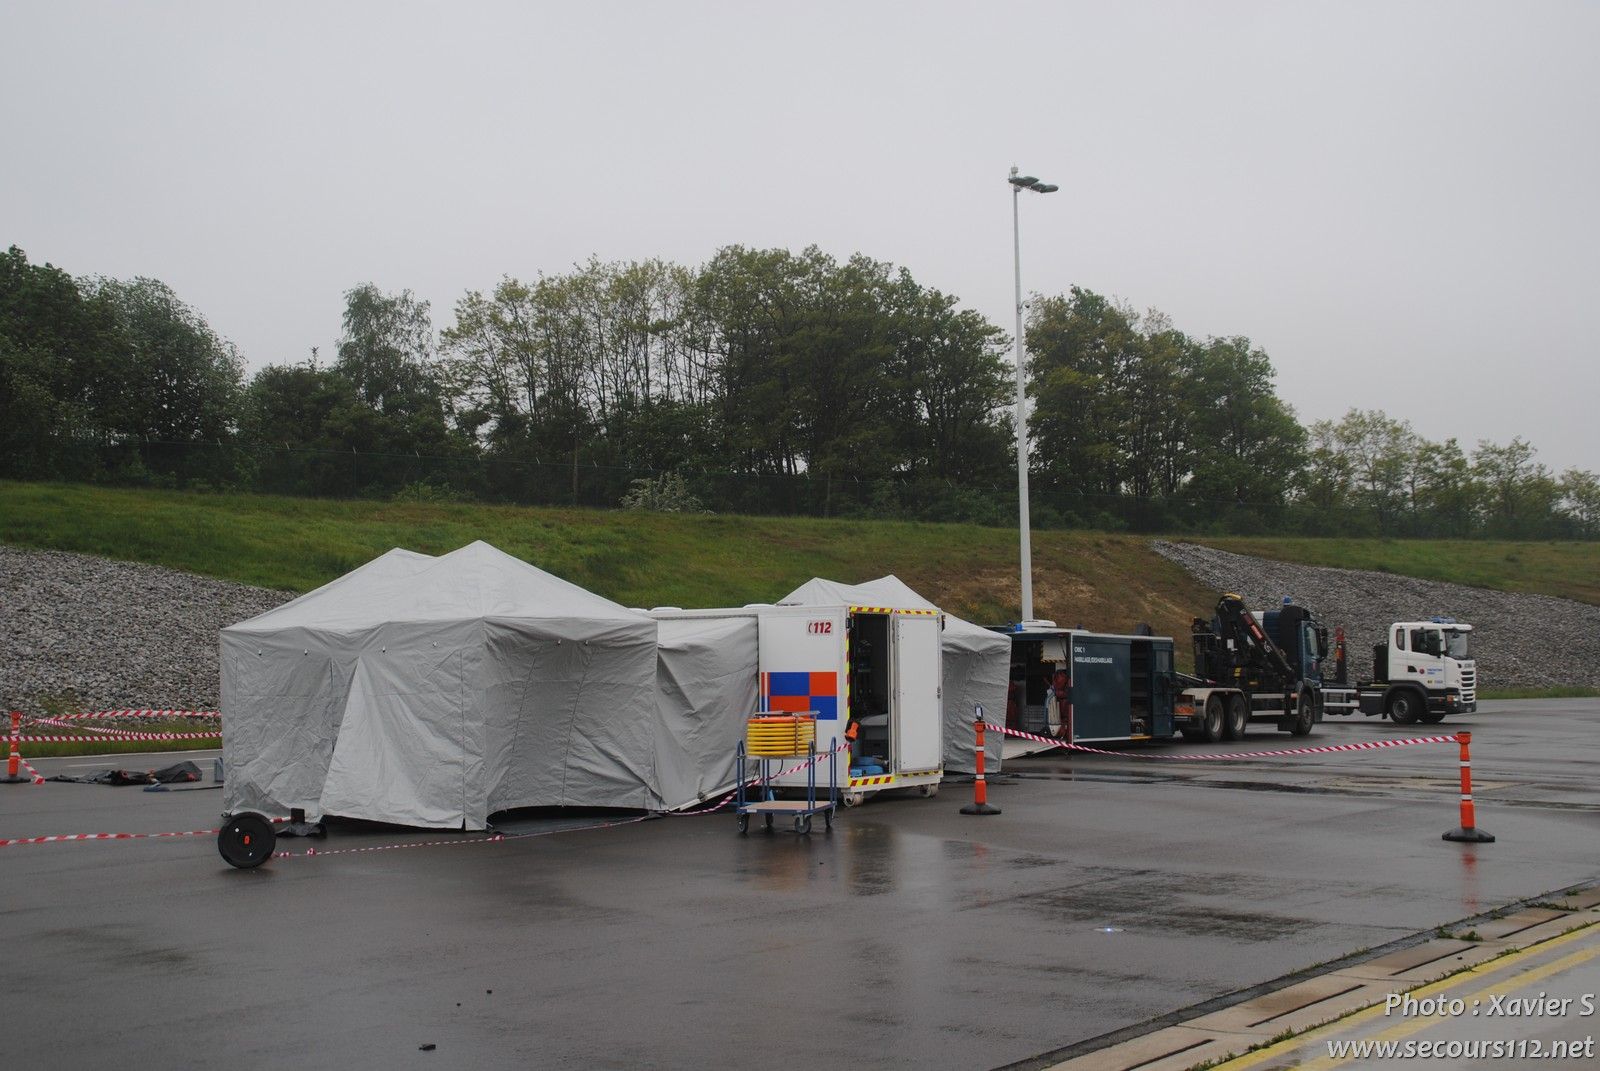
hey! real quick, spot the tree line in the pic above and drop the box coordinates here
[2,244,1594,538]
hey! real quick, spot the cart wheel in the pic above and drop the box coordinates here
[918,784,939,799]
[824,810,833,831]
[737,814,749,835]
[764,814,774,833]
[217,812,276,869]
[796,814,812,835]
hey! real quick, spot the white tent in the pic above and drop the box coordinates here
[652,615,759,808]
[778,575,1010,773]
[221,541,660,829]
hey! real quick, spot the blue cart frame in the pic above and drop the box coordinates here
[734,737,837,835]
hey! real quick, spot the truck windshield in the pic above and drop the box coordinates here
[1444,631,1473,659]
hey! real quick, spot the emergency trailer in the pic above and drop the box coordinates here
[651,603,945,806]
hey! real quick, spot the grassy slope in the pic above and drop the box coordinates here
[0,482,1218,643]
[5,483,1596,739]
[1207,536,1600,607]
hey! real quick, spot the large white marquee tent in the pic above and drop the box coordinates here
[221,541,663,829]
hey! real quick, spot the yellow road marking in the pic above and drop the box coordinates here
[1209,920,1599,1070]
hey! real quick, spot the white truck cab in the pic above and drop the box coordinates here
[1361,618,1476,723]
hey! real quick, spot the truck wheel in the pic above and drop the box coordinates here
[1419,710,1447,724]
[1203,696,1225,743]
[1387,691,1419,725]
[1290,692,1315,736]
[1222,695,1249,740]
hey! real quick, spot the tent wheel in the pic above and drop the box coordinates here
[217,812,276,869]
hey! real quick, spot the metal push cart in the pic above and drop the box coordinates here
[735,715,837,835]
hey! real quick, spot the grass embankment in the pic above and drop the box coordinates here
[1209,536,1600,607]
[4,483,1597,742]
[0,481,1215,635]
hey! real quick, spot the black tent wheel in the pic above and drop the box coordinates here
[218,812,276,869]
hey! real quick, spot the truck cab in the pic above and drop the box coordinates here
[1361,619,1477,723]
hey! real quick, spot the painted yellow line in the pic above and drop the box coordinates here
[1209,920,1599,1070]
[1294,940,1600,1070]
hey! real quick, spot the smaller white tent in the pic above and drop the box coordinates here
[778,575,1011,773]
[652,615,759,808]
[222,541,660,829]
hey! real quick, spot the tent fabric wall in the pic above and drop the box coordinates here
[777,575,1010,773]
[222,541,660,830]
[221,548,438,823]
[652,615,759,809]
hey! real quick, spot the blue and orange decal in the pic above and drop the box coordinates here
[761,671,839,720]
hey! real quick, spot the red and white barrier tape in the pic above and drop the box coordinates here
[29,718,218,739]
[987,722,1456,761]
[670,743,851,817]
[4,748,842,858]
[28,709,221,722]
[31,719,137,735]
[16,732,222,744]
[0,826,224,847]
[11,753,46,785]
[0,817,286,850]
[274,814,655,860]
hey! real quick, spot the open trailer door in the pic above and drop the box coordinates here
[892,613,942,773]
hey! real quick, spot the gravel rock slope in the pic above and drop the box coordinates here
[4,540,1593,715]
[1153,541,1600,690]
[1,546,293,716]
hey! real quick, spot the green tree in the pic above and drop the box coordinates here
[1558,469,1600,537]
[1473,437,1558,538]
[1026,287,1143,500]
[85,276,245,444]
[0,246,129,477]
[1414,437,1479,534]
[1181,336,1305,514]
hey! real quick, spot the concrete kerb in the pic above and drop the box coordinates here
[998,884,1600,1071]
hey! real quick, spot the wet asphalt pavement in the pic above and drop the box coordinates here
[2,699,1596,1070]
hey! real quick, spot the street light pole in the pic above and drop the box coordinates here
[1009,166,1057,623]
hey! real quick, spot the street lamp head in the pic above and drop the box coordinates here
[1009,174,1040,187]
[1031,183,1059,194]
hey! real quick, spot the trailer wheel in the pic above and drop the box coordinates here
[1290,692,1315,736]
[1387,690,1419,725]
[1202,696,1225,743]
[217,812,276,869]
[1222,695,1249,740]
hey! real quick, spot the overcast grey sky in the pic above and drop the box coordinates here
[3,1,1595,471]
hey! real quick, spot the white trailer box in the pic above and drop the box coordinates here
[651,603,945,805]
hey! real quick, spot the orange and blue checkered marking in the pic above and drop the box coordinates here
[762,671,838,720]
